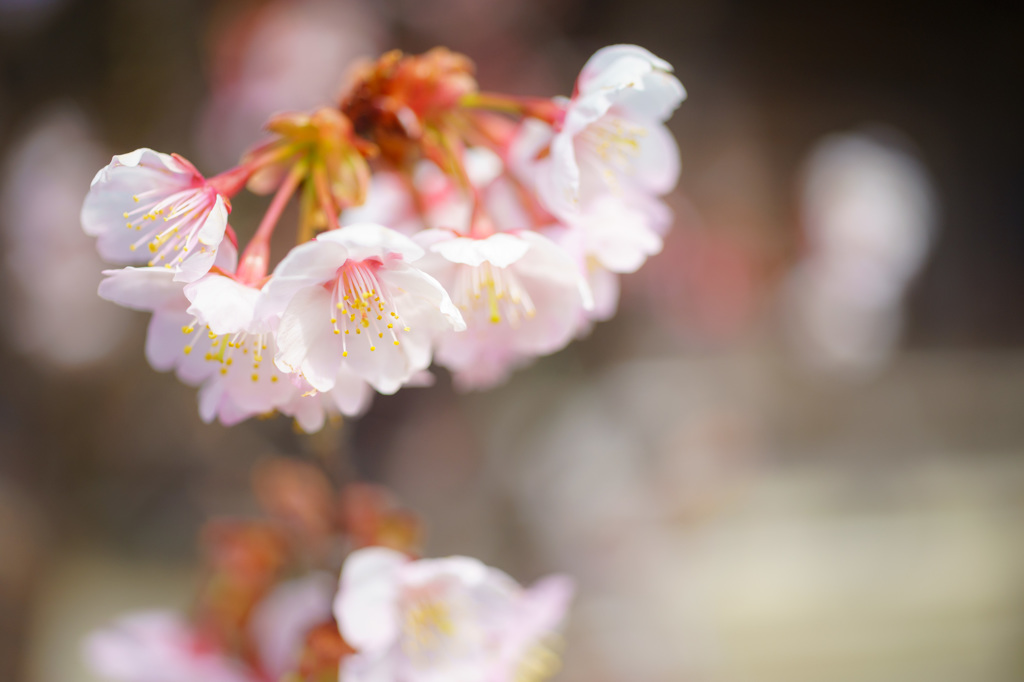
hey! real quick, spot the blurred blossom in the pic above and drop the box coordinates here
[0,106,131,369]
[785,131,937,375]
[84,611,255,682]
[198,0,384,167]
[248,573,335,679]
[334,547,573,682]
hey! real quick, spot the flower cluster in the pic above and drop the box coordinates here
[83,45,685,429]
[84,460,572,682]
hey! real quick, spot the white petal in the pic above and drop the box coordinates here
[275,286,343,392]
[579,45,674,91]
[98,266,183,312]
[378,261,465,332]
[259,240,348,319]
[317,223,425,263]
[280,394,327,434]
[249,573,335,679]
[184,275,259,335]
[145,309,192,373]
[627,121,681,195]
[340,653,398,682]
[197,380,224,424]
[334,547,408,653]
[197,194,229,245]
[536,131,582,218]
[328,369,374,416]
[612,68,687,123]
[586,265,621,322]
[171,245,219,284]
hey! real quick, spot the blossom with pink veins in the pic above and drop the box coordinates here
[415,228,591,390]
[262,223,465,395]
[82,148,232,282]
[83,611,256,682]
[97,244,380,430]
[532,45,685,218]
[334,547,574,682]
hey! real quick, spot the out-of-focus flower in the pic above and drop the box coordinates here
[198,0,384,167]
[786,131,937,374]
[416,228,591,390]
[0,106,131,368]
[534,45,685,218]
[263,223,464,394]
[82,149,232,282]
[83,611,257,682]
[334,547,573,682]
[248,573,336,680]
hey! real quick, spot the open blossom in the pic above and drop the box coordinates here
[82,148,231,282]
[334,547,573,682]
[97,255,376,430]
[533,45,685,218]
[415,229,591,390]
[262,223,465,394]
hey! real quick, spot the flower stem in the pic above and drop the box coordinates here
[236,160,307,285]
[460,92,565,125]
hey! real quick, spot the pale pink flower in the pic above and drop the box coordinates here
[534,45,685,217]
[334,547,573,682]
[1,106,131,369]
[83,611,256,682]
[82,148,231,282]
[263,223,465,394]
[415,228,591,390]
[249,572,336,679]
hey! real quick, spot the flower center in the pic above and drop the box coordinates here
[181,323,277,384]
[402,598,456,659]
[124,185,219,269]
[329,261,409,355]
[454,261,536,326]
[578,115,648,181]
[515,640,563,682]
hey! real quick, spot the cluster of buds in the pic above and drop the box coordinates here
[82,45,686,430]
[84,459,572,682]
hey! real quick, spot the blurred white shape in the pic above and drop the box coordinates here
[197,0,383,167]
[1,106,130,369]
[248,572,334,679]
[787,130,937,375]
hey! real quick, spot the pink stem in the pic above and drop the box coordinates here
[236,161,307,285]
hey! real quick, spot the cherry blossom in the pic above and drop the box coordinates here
[533,45,685,218]
[82,149,232,282]
[263,223,464,394]
[415,228,591,390]
[334,547,573,682]
[83,611,256,682]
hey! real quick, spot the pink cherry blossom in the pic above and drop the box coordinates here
[533,45,685,218]
[415,228,591,390]
[333,547,573,682]
[263,223,465,394]
[83,611,257,682]
[248,572,336,679]
[82,148,231,282]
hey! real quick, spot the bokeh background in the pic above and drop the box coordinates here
[2,1,1024,681]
